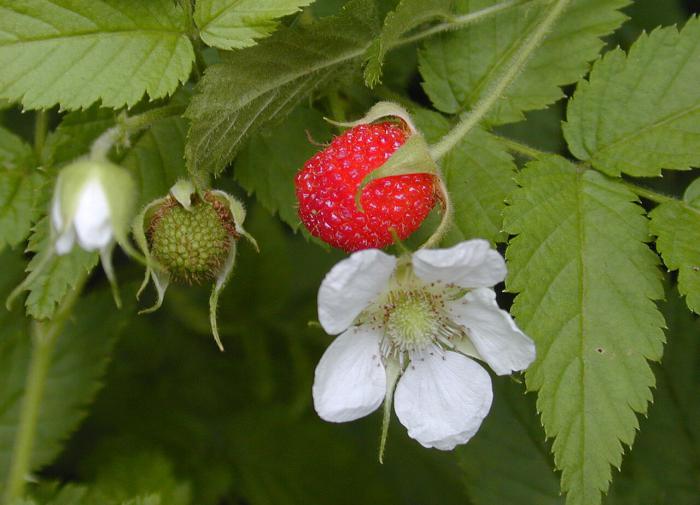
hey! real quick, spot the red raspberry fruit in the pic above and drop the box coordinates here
[295,122,437,252]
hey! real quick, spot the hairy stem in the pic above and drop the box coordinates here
[2,275,88,504]
[621,181,677,205]
[397,0,537,47]
[429,0,572,161]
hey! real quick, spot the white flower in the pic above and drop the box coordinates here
[312,239,536,451]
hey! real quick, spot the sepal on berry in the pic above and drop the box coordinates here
[133,180,257,351]
[324,101,419,133]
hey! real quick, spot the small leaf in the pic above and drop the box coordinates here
[0,0,194,110]
[185,0,380,177]
[419,0,629,124]
[504,155,665,505]
[195,0,315,50]
[564,18,700,176]
[649,201,700,314]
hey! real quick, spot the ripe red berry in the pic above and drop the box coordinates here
[295,122,437,252]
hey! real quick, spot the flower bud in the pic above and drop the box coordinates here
[51,159,136,255]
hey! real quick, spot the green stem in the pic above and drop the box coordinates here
[2,275,88,504]
[429,0,572,161]
[621,181,677,205]
[33,110,48,159]
[396,0,537,47]
[497,135,547,159]
[90,103,187,160]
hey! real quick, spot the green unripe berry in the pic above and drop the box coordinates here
[148,193,237,283]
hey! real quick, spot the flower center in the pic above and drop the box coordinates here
[383,290,442,354]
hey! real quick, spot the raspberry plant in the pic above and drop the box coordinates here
[0,1,699,505]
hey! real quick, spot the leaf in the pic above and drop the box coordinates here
[0,127,44,250]
[363,0,453,87]
[121,117,189,206]
[503,156,666,505]
[43,108,115,168]
[185,0,380,177]
[419,0,629,124]
[23,218,98,320]
[564,18,700,177]
[605,290,700,505]
[458,377,563,505]
[194,0,315,50]
[412,108,516,243]
[0,286,129,480]
[235,106,330,230]
[649,201,700,314]
[0,0,194,110]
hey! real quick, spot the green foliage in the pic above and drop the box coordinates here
[363,0,453,87]
[23,218,98,320]
[0,127,44,250]
[564,18,700,177]
[0,0,194,110]
[194,0,316,50]
[0,283,130,481]
[419,0,629,124]
[650,201,700,314]
[235,106,331,230]
[185,0,380,177]
[43,109,115,168]
[504,156,665,505]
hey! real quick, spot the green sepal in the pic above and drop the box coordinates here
[683,178,700,208]
[379,357,401,463]
[354,133,438,211]
[170,179,196,210]
[325,101,418,133]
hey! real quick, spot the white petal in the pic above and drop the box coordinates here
[448,288,536,375]
[394,351,492,450]
[412,239,506,288]
[318,249,396,334]
[313,325,386,423]
[50,191,63,231]
[73,179,113,251]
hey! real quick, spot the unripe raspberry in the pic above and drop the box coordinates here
[147,192,237,283]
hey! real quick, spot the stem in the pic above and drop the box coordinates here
[396,0,536,47]
[621,181,677,205]
[90,103,187,160]
[2,275,88,504]
[429,0,572,161]
[497,135,547,159]
[33,110,48,159]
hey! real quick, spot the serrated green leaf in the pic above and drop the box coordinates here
[121,117,188,207]
[185,0,380,177]
[606,290,700,505]
[195,0,315,50]
[0,0,194,110]
[649,201,700,314]
[363,0,453,87]
[23,218,98,320]
[683,177,700,206]
[0,127,44,250]
[458,377,562,505]
[235,106,330,230]
[419,0,629,124]
[564,18,700,177]
[43,108,115,168]
[503,156,665,505]
[0,287,129,481]
[412,108,516,243]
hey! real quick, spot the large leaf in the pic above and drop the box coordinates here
[605,291,700,505]
[0,0,194,110]
[458,377,563,505]
[185,0,380,177]
[0,127,43,250]
[649,200,700,314]
[363,0,453,87]
[412,108,516,244]
[419,0,629,124]
[235,106,331,231]
[503,156,666,505]
[0,286,129,479]
[194,0,315,50]
[564,18,700,177]
[23,218,98,320]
